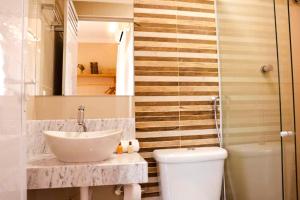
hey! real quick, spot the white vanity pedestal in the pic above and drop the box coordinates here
[79,184,142,200]
[80,187,89,200]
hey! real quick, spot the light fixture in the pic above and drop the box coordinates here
[109,22,118,33]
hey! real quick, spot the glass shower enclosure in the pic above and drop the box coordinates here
[217,0,297,199]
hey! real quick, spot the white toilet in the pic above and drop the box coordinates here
[153,147,227,200]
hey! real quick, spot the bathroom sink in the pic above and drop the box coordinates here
[44,130,122,163]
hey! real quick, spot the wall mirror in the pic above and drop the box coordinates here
[26,0,134,96]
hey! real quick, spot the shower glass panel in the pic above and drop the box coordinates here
[217,0,297,199]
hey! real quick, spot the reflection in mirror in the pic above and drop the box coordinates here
[25,0,134,96]
[76,21,133,96]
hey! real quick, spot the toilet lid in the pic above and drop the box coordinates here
[153,147,228,163]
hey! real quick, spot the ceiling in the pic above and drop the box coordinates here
[78,21,130,43]
[73,0,133,4]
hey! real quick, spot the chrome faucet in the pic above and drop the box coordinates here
[77,105,87,132]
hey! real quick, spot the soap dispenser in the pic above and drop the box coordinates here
[116,143,123,154]
[127,141,134,154]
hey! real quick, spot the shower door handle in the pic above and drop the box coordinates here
[261,64,274,73]
[280,131,294,137]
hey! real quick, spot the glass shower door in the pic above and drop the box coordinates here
[217,0,297,199]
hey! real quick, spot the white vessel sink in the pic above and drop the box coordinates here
[44,130,122,163]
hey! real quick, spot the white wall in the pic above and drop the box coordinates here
[74,2,133,20]
[116,23,134,96]
[27,96,133,120]
[0,0,26,199]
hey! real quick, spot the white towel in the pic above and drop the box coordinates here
[130,139,140,152]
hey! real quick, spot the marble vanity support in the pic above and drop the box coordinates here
[27,153,148,190]
[26,118,135,158]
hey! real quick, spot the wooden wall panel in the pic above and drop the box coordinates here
[134,0,219,198]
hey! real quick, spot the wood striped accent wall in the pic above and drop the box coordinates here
[134,0,219,199]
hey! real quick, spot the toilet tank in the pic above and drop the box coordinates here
[154,147,227,200]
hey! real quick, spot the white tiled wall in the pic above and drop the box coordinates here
[0,0,26,199]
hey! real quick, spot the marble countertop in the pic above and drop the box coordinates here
[27,153,148,190]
